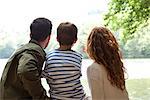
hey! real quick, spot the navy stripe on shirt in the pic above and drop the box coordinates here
[42,49,85,100]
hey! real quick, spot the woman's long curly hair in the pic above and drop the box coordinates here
[87,27,126,90]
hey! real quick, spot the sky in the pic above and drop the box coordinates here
[0,0,108,32]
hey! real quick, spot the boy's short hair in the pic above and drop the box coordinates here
[57,22,78,45]
[30,17,52,41]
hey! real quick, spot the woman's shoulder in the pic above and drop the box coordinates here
[87,62,105,79]
[88,62,104,72]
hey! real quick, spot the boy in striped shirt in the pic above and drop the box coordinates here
[42,22,86,100]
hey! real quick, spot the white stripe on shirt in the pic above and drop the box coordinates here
[42,49,85,100]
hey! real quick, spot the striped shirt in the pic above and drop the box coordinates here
[42,49,86,100]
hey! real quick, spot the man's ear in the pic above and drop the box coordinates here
[46,35,50,43]
[43,35,51,49]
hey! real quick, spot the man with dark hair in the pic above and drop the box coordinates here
[0,17,52,100]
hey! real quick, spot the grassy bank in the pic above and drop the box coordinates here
[81,78,150,100]
[126,78,150,100]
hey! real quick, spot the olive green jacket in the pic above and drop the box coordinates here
[0,40,49,100]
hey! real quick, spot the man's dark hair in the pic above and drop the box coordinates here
[30,17,52,41]
[57,22,78,45]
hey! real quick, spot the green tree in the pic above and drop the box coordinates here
[104,0,150,43]
[121,22,150,58]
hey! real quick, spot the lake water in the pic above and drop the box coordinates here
[1,59,150,79]
[0,58,150,96]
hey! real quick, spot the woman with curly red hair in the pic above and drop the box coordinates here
[86,26,129,100]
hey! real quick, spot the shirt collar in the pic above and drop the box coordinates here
[29,39,46,56]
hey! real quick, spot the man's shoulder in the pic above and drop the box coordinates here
[25,42,43,51]
[19,42,45,56]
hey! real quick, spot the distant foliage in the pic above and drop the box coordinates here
[0,43,15,58]
[104,0,150,43]
[1,0,150,59]
[120,23,150,58]
[104,0,150,58]
[0,32,28,58]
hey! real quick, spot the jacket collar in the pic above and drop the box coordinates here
[29,39,41,46]
[29,39,46,57]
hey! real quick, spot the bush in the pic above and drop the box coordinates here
[120,24,150,58]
